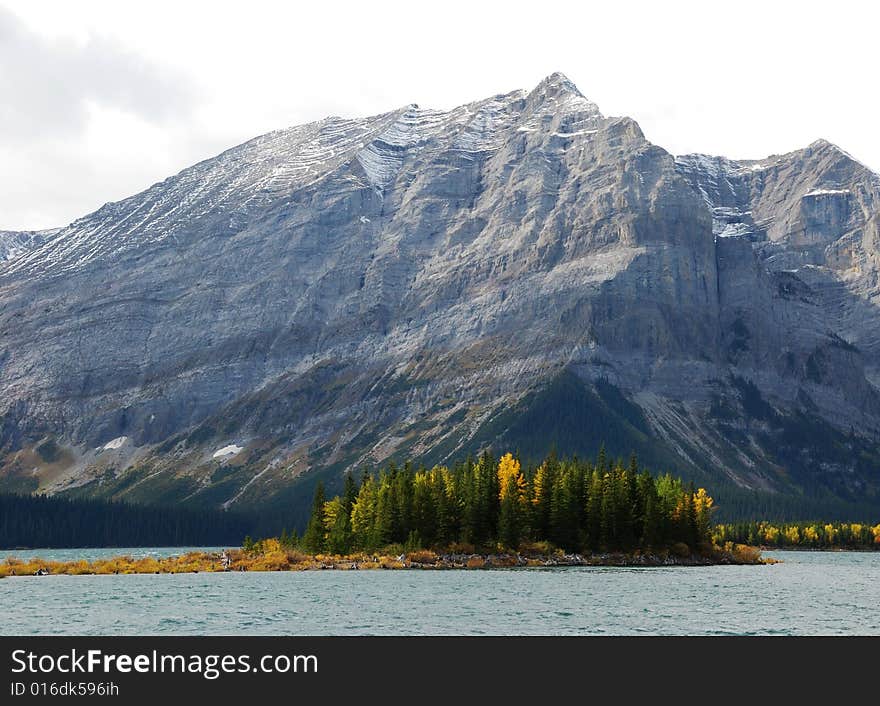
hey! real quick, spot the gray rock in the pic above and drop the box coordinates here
[1,73,879,513]
[0,229,58,263]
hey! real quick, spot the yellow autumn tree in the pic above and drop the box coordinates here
[824,524,836,544]
[531,462,551,507]
[803,525,819,545]
[693,487,714,540]
[323,497,342,532]
[497,453,527,503]
[497,452,527,549]
[763,525,780,544]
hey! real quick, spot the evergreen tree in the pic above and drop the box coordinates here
[531,454,557,540]
[585,470,603,550]
[432,467,456,546]
[351,475,378,549]
[641,484,662,548]
[325,497,352,554]
[613,465,635,551]
[499,473,523,549]
[596,444,608,474]
[497,454,526,549]
[412,470,438,546]
[474,450,499,544]
[372,474,394,549]
[684,482,699,548]
[460,458,479,545]
[550,467,579,551]
[301,482,326,553]
[600,471,614,549]
[342,472,358,517]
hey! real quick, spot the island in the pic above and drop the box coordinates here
[1,451,774,576]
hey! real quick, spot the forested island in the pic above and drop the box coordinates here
[0,451,769,575]
[5,450,879,578]
[295,451,717,556]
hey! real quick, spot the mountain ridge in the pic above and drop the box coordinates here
[2,73,880,521]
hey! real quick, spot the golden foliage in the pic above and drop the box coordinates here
[497,452,527,504]
[531,462,551,507]
[406,549,438,564]
[824,524,836,543]
[693,488,713,514]
[731,544,763,563]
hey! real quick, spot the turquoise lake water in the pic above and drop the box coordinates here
[1,549,877,635]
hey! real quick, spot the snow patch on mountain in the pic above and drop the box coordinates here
[213,444,244,459]
[0,229,60,264]
[102,436,128,450]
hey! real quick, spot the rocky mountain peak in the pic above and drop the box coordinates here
[525,71,602,118]
[2,75,880,520]
[535,71,583,96]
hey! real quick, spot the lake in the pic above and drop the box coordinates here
[1,549,877,635]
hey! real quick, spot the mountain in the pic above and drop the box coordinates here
[0,228,58,263]
[2,73,880,520]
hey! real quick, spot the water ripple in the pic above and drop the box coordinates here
[1,550,878,635]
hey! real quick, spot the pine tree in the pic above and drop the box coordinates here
[685,482,699,548]
[460,458,478,545]
[600,472,613,549]
[613,465,635,551]
[596,444,608,474]
[301,481,326,554]
[499,473,523,549]
[476,450,499,543]
[432,467,456,546]
[391,465,413,544]
[342,472,358,516]
[585,469,604,551]
[372,474,394,549]
[497,454,526,549]
[412,470,438,546]
[351,475,378,550]
[641,486,662,548]
[550,467,579,551]
[531,454,557,540]
[325,497,352,554]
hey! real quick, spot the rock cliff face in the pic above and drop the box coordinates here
[2,73,879,516]
[0,229,57,263]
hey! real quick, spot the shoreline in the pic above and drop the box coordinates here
[0,545,770,577]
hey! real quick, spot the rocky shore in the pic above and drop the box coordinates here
[0,543,769,578]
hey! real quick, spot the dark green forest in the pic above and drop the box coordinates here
[3,441,878,549]
[0,493,249,548]
[298,450,715,554]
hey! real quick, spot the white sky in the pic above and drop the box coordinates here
[1,0,877,230]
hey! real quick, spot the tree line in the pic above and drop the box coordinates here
[715,521,880,549]
[0,493,250,548]
[294,450,715,554]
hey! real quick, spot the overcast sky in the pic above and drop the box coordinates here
[1,0,877,230]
